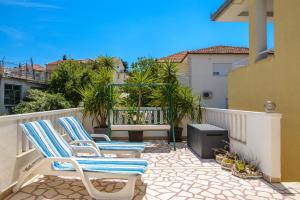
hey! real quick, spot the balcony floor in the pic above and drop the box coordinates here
[6,141,300,200]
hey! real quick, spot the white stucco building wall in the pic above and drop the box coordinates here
[112,58,128,84]
[186,54,248,108]
[162,46,249,109]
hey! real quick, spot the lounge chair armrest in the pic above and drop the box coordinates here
[71,145,102,157]
[48,157,76,163]
[90,134,111,141]
[71,140,99,150]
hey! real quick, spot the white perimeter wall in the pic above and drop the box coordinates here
[203,107,281,181]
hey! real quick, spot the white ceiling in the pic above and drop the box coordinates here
[214,0,273,22]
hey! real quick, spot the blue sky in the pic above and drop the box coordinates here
[0,0,274,67]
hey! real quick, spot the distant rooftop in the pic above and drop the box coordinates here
[10,64,46,72]
[160,45,249,63]
[46,59,92,66]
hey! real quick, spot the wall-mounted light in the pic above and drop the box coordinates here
[264,101,276,113]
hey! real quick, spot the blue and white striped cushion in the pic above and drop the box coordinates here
[57,117,79,141]
[96,141,144,151]
[53,158,148,174]
[21,120,72,158]
[58,116,92,141]
[58,116,145,151]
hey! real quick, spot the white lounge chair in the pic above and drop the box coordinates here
[15,120,148,200]
[58,116,145,158]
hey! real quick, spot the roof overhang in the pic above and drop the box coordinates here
[212,0,273,22]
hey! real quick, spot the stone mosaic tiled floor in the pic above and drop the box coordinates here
[6,141,300,200]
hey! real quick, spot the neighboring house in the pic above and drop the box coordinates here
[111,58,128,84]
[160,46,249,108]
[45,59,92,80]
[46,58,127,83]
[212,0,299,181]
[0,75,47,115]
[6,64,47,82]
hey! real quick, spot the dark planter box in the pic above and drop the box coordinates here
[93,127,109,141]
[128,131,143,142]
[187,124,228,159]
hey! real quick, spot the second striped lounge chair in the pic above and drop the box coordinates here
[16,120,148,200]
[58,116,145,158]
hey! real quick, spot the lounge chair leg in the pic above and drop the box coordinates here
[82,175,137,200]
[135,152,141,158]
[136,175,144,183]
[13,159,45,193]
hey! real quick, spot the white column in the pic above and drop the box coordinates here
[249,0,267,63]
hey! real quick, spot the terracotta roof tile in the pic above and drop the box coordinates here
[189,45,249,54]
[159,51,188,63]
[11,64,46,72]
[160,45,249,63]
[32,64,46,71]
[46,60,62,65]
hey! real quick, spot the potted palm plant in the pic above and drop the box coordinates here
[78,56,115,139]
[150,61,202,142]
[171,84,200,142]
[126,106,145,141]
[123,66,154,142]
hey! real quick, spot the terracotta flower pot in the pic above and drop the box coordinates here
[215,154,225,164]
[128,131,143,142]
[232,165,263,179]
[221,158,235,171]
[169,127,183,142]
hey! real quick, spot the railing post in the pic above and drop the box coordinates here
[107,84,112,139]
[16,119,23,155]
[167,84,176,151]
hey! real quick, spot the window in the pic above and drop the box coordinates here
[4,84,21,105]
[212,63,232,76]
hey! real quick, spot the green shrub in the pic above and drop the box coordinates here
[49,60,93,106]
[78,67,114,128]
[13,89,71,114]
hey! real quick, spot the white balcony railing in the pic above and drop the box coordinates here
[232,48,274,69]
[232,57,249,69]
[0,106,282,192]
[0,108,82,192]
[202,107,281,181]
[112,107,167,125]
[202,107,248,143]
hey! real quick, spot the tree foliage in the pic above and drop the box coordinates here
[14,89,71,114]
[49,60,93,106]
[121,60,129,72]
[149,60,202,127]
[131,57,161,81]
[122,68,155,123]
[95,56,116,70]
[120,57,201,126]
[122,58,161,108]
[78,57,116,128]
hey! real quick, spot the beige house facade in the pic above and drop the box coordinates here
[213,0,300,181]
